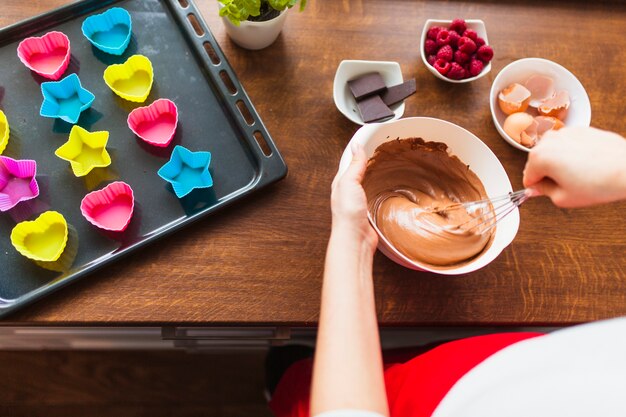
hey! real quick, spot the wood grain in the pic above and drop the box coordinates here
[0,350,272,417]
[0,0,625,325]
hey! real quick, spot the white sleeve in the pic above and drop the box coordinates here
[315,410,386,417]
[432,317,626,417]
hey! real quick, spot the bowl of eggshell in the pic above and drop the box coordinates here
[489,57,591,152]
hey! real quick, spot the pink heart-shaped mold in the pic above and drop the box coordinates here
[17,31,71,81]
[127,98,178,147]
[80,181,135,232]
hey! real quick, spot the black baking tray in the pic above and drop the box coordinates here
[0,0,287,317]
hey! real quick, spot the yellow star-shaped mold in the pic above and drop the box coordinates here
[55,125,111,177]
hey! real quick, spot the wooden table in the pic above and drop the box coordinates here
[1,0,625,327]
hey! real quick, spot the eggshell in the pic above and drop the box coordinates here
[525,74,555,108]
[503,112,536,146]
[535,115,564,138]
[538,90,570,120]
[498,83,531,115]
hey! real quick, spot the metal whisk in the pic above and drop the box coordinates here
[434,189,532,233]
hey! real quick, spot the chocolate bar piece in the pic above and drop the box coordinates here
[348,72,387,100]
[357,95,394,123]
[381,79,416,106]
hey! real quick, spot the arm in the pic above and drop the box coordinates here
[523,126,626,207]
[310,144,389,417]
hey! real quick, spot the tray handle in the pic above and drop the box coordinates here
[170,0,288,185]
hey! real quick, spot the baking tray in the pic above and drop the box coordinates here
[0,0,287,317]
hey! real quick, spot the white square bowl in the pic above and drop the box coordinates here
[333,60,405,125]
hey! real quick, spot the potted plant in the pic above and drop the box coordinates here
[218,0,306,50]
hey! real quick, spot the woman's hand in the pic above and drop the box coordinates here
[311,142,388,417]
[523,127,626,208]
[330,142,378,250]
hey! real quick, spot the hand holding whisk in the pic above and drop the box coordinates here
[432,189,535,234]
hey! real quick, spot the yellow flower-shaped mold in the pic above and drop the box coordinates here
[55,125,111,177]
[0,110,9,155]
[11,211,69,262]
[103,54,154,103]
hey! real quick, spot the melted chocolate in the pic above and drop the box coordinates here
[363,138,495,268]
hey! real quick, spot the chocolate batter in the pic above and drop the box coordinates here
[363,138,495,268]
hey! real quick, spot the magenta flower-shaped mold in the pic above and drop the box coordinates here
[0,156,40,212]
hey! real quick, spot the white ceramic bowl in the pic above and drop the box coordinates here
[333,60,404,125]
[338,117,518,275]
[490,58,592,152]
[420,19,491,83]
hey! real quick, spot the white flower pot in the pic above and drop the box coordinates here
[221,8,288,50]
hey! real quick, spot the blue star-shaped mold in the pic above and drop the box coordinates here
[40,73,95,124]
[158,145,213,198]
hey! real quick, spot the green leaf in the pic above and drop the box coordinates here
[266,0,305,12]
[217,0,304,23]
[218,0,262,23]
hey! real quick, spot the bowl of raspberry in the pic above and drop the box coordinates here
[420,19,493,83]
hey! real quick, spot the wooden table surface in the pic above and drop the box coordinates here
[1,0,625,326]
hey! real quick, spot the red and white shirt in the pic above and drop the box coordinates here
[271,318,626,417]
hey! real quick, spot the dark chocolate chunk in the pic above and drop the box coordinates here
[357,95,394,123]
[348,72,387,100]
[380,79,417,106]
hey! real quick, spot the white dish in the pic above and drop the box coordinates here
[420,19,491,83]
[337,117,518,275]
[333,60,404,125]
[489,58,592,152]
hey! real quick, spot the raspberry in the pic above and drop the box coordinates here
[436,29,451,46]
[424,39,438,55]
[463,63,471,78]
[433,58,451,75]
[475,37,486,47]
[427,54,436,66]
[462,29,478,41]
[449,18,467,35]
[427,26,445,40]
[469,58,484,77]
[436,45,453,62]
[453,50,470,64]
[447,62,466,80]
[448,30,460,48]
[457,36,477,54]
[477,45,494,62]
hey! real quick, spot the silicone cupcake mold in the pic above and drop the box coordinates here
[40,73,95,124]
[103,55,153,103]
[0,110,9,154]
[36,225,79,272]
[158,145,213,198]
[127,99,178,147]
[82,7,132,55]
[55,125,111,177]
[0,156,40,212]
[80,181,134,232]
[10,211,68,262]
[16,31,71,80]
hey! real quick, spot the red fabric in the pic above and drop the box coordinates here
[269,332,543,417]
